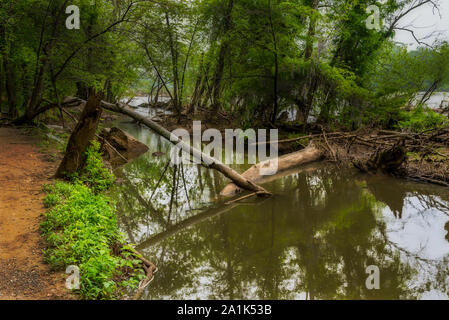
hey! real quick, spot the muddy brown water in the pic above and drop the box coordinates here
[109,116,449,300]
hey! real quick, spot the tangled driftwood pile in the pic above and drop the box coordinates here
[313,127,449,187]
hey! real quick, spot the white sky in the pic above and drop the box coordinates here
[393,0,449,49]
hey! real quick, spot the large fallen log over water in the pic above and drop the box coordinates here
[220,144,323,197]
[97,100,272,196]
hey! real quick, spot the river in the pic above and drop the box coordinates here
[108,110,449,300]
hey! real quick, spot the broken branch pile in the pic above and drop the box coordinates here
[315,127,449,186]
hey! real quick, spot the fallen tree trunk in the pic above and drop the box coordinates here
[55,92,103,178]
[220,144,323,197]
[99,100,271,196]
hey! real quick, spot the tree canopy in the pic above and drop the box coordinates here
[1,0,448,129]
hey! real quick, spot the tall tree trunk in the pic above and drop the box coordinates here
[104,79,114,103]
[0,55,4,115]
[268,0,279,124]
[76,82,91,100]
[3,52,17,118]
[304,0,319,60]
[189,54,207,113]
[297,0,319,125]
[55,91,104,178]
[210,0,234,111]
[0,23,17,118]
[165,12,180,116]
[25,0,70,122]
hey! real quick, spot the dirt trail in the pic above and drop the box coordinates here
[0,127,71,299]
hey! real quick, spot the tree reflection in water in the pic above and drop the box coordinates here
[108,127,449,300]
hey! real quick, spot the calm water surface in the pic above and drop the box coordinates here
[109,115,449,300]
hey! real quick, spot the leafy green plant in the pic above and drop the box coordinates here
[42,181,144,299]
[42,144,143,300]
[79,141,115,193]
[398,106,449,133]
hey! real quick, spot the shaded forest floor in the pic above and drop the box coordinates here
[0,127,72,299]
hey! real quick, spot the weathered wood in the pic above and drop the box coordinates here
[55,92,103,178]
[220,144,323,197]
[100,100,271,196]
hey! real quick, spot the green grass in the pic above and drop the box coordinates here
[41,143,145,299]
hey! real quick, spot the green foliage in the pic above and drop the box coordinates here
[78,141,115,193]
[398,106,449,133]
[42,181,144,299]
[3,0,449,127]
[41,144,142,299]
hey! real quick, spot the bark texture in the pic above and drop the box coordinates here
[55,92,103,178]
[100,100,271,196]
[220,144,323,197]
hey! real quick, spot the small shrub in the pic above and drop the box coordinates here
[398,106,449,133]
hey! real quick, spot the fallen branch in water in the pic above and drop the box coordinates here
[58,97,271,196]
[101,100,272,196]
[224,191,266,205]
[129,248,158,300]
[220,143,323,197]
[249,132,344,146]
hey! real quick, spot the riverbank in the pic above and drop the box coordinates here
[41,141,149,299]
[0,125,152,300]
[0,127,72,299]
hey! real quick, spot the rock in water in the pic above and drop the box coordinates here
[99,127,149,168]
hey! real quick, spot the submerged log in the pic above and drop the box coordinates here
[220,144,323,197]
[99,100,271,196]
[55,92,103,178]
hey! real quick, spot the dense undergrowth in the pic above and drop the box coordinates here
[41,142,145,299]
[398,106,449,132]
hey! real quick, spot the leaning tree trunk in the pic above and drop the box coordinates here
[100,100,271,196]
[55,91,103,178]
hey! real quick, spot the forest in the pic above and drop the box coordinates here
[1,0,449,301]
[1,0,448,127]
